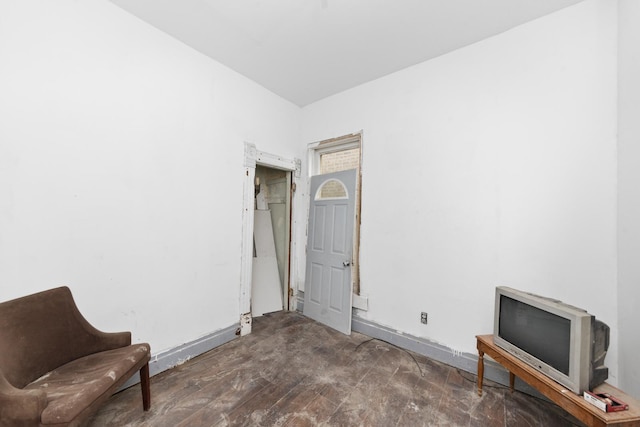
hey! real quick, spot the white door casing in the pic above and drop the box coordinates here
[240,142,300,335]
[304,169,357,335]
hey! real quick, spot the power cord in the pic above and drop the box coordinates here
[455,369,585,427]
[354,337,425,377]
[354,339,583,426]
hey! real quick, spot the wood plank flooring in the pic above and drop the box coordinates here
[89,311,584,426]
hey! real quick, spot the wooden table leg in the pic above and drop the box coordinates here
[477,348,485,396]
[509,372,515,393]
[140,362,151,411]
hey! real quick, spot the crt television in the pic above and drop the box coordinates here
[493,286,609,395]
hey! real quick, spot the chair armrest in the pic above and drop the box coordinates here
[0,373,47,425]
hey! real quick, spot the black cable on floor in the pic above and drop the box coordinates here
[354,338,582,426]
[354,337,425,377]
[455,368,585,427]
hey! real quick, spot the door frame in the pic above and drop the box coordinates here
[240,142,300,335]
[307,132,364,297]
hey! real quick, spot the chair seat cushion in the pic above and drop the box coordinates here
[24,344,150,425]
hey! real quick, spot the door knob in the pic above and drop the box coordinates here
[343,260,351,267]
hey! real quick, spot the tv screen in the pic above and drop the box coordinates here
[498,295,571,375]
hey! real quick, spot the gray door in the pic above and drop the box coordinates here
[304,169,357,334]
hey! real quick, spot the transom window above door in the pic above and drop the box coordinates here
[315,179,348,200]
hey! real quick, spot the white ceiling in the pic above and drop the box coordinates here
[109,0,584,107]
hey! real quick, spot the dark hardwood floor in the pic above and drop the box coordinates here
[89,311,584,426]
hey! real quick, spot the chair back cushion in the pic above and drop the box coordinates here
[0,286,117,388]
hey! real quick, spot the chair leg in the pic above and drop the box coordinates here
[140,362,151,411]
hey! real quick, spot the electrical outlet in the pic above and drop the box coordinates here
[421,312,428,325]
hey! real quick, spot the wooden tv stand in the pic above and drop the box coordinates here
[476,335,640,427]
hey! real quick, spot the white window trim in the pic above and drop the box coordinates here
[308,132,362,177]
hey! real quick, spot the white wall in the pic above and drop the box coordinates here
[301,0,619,383]
[617,0,640,399]
[0,0,300,354]
[1,0,632,395]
